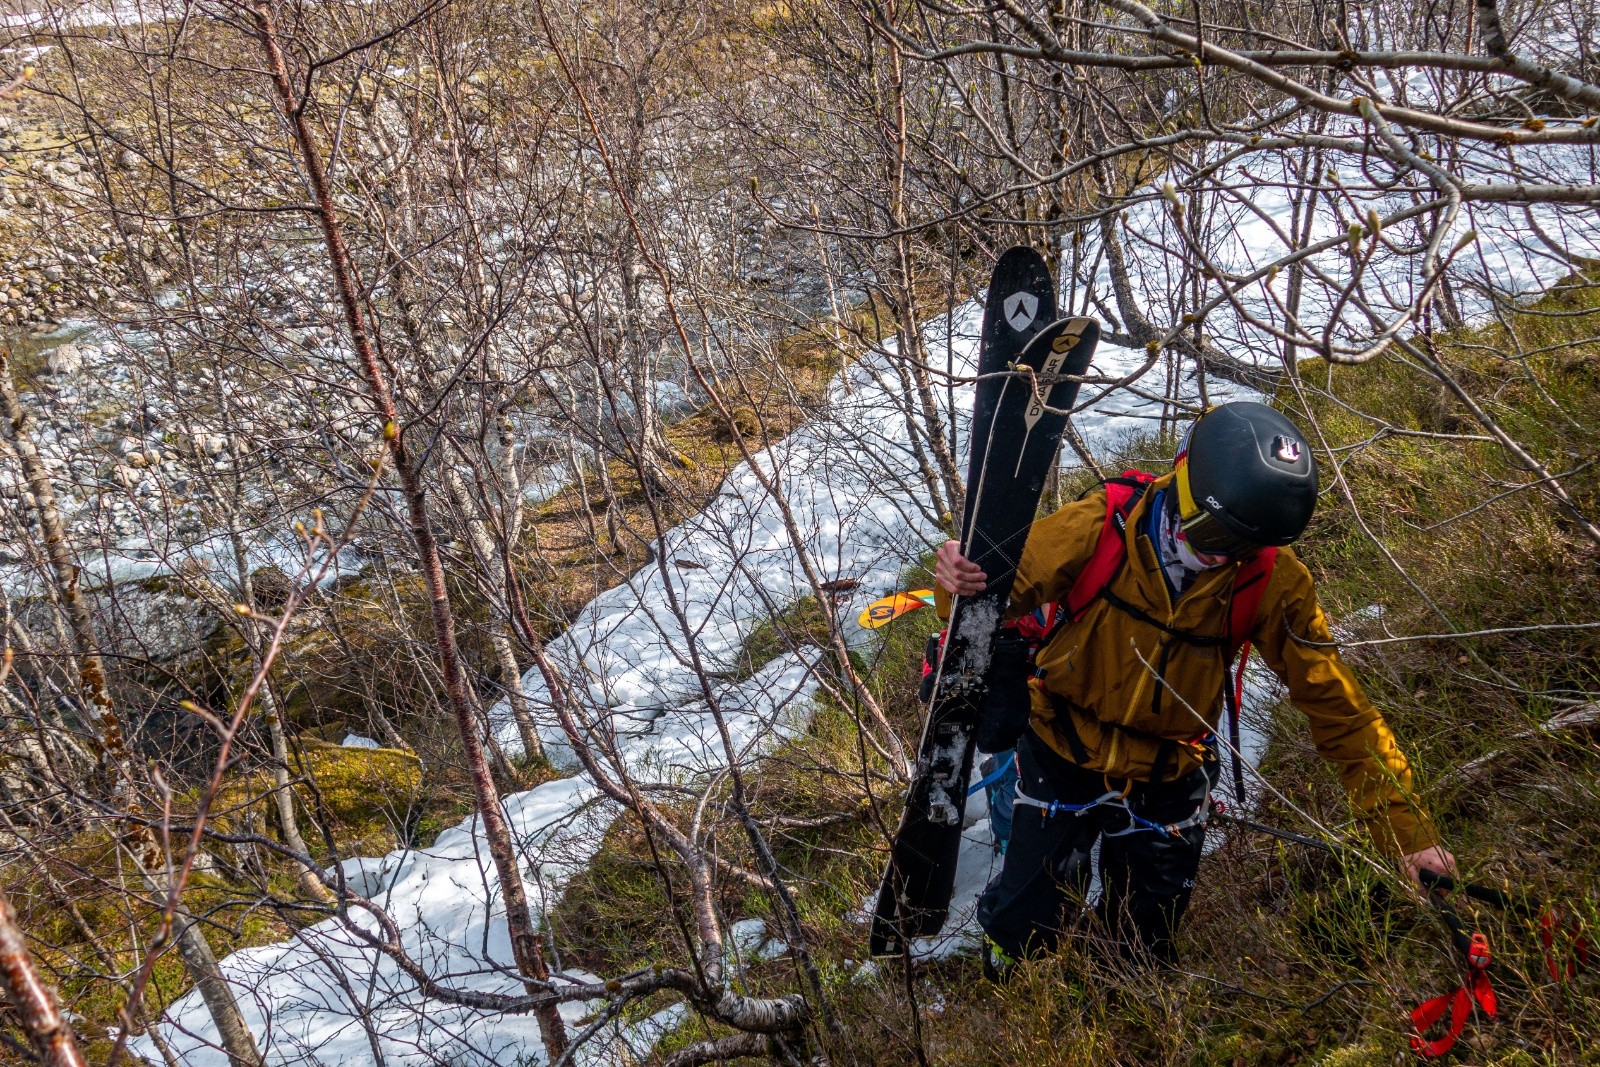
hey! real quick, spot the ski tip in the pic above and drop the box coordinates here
[984,249,1055,339]
[1017,315,1101,373]
[857,590,937,629]
[994,245,1047,271]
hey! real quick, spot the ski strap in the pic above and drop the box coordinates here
[1540,906,1592,982]
[1210,813,1586,1058]
[1223,643,1251,802]
[1409,870,1590,1057]
[967,751,1016,797]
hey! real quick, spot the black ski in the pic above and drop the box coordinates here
[870,248,1100,956]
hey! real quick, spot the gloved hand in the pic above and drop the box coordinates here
[977,629,1032,754]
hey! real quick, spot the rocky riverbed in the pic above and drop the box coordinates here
[0,107,360,640]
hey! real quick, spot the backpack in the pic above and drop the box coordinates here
[1050,471,1278,798]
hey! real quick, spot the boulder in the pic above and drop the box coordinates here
[192,431,227,457]
[45,343,81,377]
[16,578,224,663]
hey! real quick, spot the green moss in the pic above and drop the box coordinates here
[735,594,836,682]
[296,738,423,845]
[2,823,296,1050]
[203,738,423,859]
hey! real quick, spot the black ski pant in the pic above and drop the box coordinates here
[976,730,1214,966]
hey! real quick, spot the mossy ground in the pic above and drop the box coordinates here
[1,828,294,1063]
[545,280,1600,1065]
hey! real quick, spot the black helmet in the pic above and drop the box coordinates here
[1174,402,1317,554]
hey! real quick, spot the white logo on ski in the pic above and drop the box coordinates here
[1013,324,1085,479]
[1003,291,1038,331]
[1023,335,1075,431]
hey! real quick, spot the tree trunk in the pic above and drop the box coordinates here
[0,348,118,749]
[442,466,544,763]
[250,9,568,1056]
[491,628,543,763]
[226,513,335,903]
[156,879,264,1067]
[0,883,89,1067]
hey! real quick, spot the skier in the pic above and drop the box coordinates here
[932,402,1457,974]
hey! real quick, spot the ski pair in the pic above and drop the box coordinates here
[870,248,1100,957]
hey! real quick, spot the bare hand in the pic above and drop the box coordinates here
[1401,845,1458,891]
[935,539,987,597]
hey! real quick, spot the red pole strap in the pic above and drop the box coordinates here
[1231,641,1250,712]
[1539,907,1591,982]
[1410,933,1497,1059]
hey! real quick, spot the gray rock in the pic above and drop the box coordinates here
[16,578,223,662]
[193,431,227,457]
[45,344,82,375]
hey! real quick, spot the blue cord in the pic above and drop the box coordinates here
[966,750,1015,796]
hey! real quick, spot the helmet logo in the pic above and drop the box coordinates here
[1003,292,1038,331]
[1272,435,1302,463]
[1205,495,1223,510]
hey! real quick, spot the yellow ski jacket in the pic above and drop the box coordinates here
[940,473,1438,857]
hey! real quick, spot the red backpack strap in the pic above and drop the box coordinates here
[1226,547,1277,653]
[1064,472,1153,621]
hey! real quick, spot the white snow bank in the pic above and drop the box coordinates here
[1063,137,1600,378]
